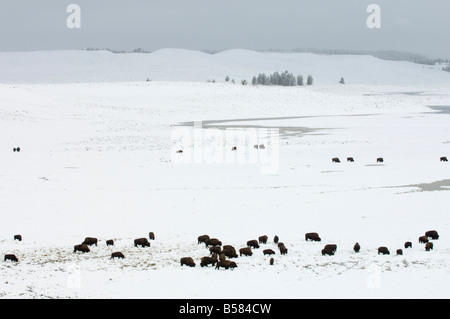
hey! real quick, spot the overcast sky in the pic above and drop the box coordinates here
[0,0,449,58]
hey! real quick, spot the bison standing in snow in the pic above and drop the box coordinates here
[4,254,18,262]
[134,237,150,247]
[425,230,439,240]
[111,252,125,259]
[74,244,90,253]
[239,247,253,257]
[305,232,321,242]
[180,257,196,267]
[378,247,390,255]
[82,237,98,246]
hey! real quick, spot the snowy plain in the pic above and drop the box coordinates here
[0,49,450,299]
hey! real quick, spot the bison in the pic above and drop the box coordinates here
[200,256,217,267]
[149,232,155,240]
[222,246,238,258]
[269,258,274,265]
[305,232,321,242]
[273,235,279,244]
[106,239,114,246]
[425,230,439,240]
[13,234,22,241]
[347,157,354,162]
[180,257,196,267]
[231,146,237,151]
[440,157,448,162]
[239,247,253,257]
[74,244,90,253]
[376,157,384,163]
[247,239,259,249]
[279,244,288,255]
[353,242,361,253]
[134,237,150,247]
[321,248,334,256]
[418,236,428,244]
[396,249,403,256]
[111,252,125,259]
[324,244,337,253]
[198,235,210,245]
[205,238,222,247]
[209,246,221,255]
[404,241,412,249]
[215,260,237,270]
[425,242,433,251]
[378,247,390,255]
[263,249,275,256]
[258,235,268,244]
[332,157,340,163]
[4,254,18,262]
[82,237,98,246]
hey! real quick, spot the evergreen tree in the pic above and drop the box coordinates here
[297,75,304,86]
[339,77,345,84]
[307,75,313,85]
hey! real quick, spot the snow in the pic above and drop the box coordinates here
[1,49,450,299]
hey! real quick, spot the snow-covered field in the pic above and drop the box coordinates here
[1,49,450,299]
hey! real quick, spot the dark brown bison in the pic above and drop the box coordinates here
[200,256,217,267]
[324,244,337,253]
[14,234,22,241]
[205,238,222,247]
[258,235,268,244]
[425,242,433,251]
[180,257,196,267]
[273,235,279,244]
[239,247,253,257]
[440,157,448,162]
[74,244,90,253]
[347,157,354,162]
[419,236,428,244]
[231,146,237,151]
[279,244,288,255]
[247,239,260,249]
[82,237,98,246]
[111,252,125,259]
[198,235,210,245]
[263,249,275,256]
[215,260,237,270]
[404,241,412,249]
[222,245,238,258]
[425,230,439,240]
[321,248,334,256]
[176,150,183,153]
[332,157,340,163]
[149,232,155,240]
[378,247,390,255]
[305,232,321,242]
[376,157,384,163]
[106,239,114,246]
[209,246,221,255]
[396,249,403,255]
[134,237,150,247]
[4,254,18,262]
[353,242,361,253]
[269,257,274,265]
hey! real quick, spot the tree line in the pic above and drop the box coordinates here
[250,71,313,86]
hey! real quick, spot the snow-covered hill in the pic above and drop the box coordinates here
[1,49,450,299]
[1,48,449,85]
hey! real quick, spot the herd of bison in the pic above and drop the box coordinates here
[2,230,440,270]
